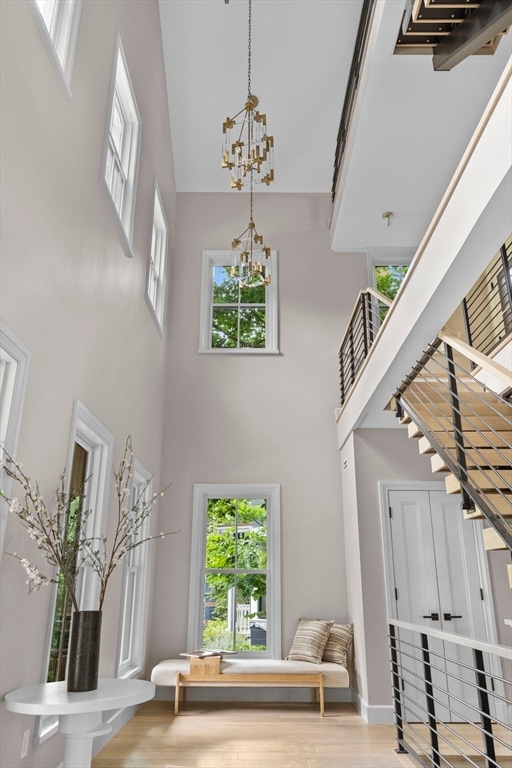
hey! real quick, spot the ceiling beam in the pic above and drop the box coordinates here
[433,0,512,71]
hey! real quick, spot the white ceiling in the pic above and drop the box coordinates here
[158,0,511,254]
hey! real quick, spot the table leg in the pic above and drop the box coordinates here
[59,712,111,768]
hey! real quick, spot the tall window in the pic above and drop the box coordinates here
[117,459,152,678]
[29,0,81,96]
[36,403,113,744]
[0,325,30,556]
[146,184,168,332]
[102,36,141,256]
[199,251,279,353]
[47,442,87,683]
[189,484,281,657]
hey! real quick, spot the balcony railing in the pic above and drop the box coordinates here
[338,288,392,407]
[389,619,512,768]
[463,238,512,360]
[332,0,377,202]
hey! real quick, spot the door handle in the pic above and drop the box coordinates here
[443,613,462,621]
[422,612,439,620]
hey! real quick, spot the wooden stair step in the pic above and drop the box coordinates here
[407,421,423,439]
[445,470,511,495]
[482,526,511,551]
[405,410,509,433]
[407,377,512,403]
[431,448,512,470]
[431,453,448,473]
[417,430,510,451]
[463,493,512,519]
[418,436,435,454]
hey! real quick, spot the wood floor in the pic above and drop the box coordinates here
[91,700,417,768]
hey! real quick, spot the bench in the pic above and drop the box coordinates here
[150,657,350,716]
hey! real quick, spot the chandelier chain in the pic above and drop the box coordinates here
[247,0,252,99]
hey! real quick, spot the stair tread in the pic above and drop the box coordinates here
[482,525,512,550]
[445,470,511,494]
[415,429,510,449]
[463,492,512,518]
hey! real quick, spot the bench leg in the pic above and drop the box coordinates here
[319,676,325,717]
[174,673,181,716]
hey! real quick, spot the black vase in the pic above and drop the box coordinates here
[67,610,102,693]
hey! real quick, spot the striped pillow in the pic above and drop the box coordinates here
[287,619,334,663]
[322,623,353,666]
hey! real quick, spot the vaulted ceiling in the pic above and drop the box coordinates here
[158,0,511,255]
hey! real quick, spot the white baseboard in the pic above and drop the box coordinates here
[352,691,395,724]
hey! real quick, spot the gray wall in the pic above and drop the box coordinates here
[150,191,369,667]
[340,428,435,718]
[1,2,175,766]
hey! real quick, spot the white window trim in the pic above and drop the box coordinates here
[35,402,113,744]
[101,34,141,259]
[188,483,281,659]
[198,250,279,354]
[28,0,82,99]
[145,181,168,335]
[0,325,31,558]
[116,458,152,679]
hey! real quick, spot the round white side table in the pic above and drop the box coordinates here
[4,678,155,768]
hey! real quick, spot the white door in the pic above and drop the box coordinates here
[387,489,490,723]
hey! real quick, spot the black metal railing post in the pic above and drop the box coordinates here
[389,624,408,754]
[444,342,474,512]
[474,648,497,768]
[421,632,441,768]
[361,292,369,358]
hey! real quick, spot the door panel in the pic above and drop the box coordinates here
[388,489,486,722]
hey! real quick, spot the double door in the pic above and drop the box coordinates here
[387,488,492,723]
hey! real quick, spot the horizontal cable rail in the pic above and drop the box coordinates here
[389,619,512,768]
[391,336,512,550]
[339,288,392,407]
[331,0,377,202]
[463,239,512,360]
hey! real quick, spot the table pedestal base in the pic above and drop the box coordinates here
[60,712,112,768]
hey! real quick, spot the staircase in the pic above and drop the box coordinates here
[390,332,512,586]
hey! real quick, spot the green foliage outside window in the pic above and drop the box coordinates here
[212,267,266,348]
[374,265,409,301]
[203,498,267,650]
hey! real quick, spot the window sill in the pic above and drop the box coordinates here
[197,348,281,355]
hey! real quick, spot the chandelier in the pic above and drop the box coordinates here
[230,179,271,288]
[223,0,274,288]
[221,0,274,190]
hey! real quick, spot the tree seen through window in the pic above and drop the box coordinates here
[212,267,266,349]
[203,497,267,651]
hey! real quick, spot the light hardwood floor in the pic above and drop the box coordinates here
[92,700,418,768]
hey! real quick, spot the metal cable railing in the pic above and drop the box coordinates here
[389,620,512,768]
[392,336,511,550]
[331,0,377,202]
[463,238,512,359]
[338,288,392,406]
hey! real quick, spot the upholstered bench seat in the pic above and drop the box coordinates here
[151,657,349,716]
